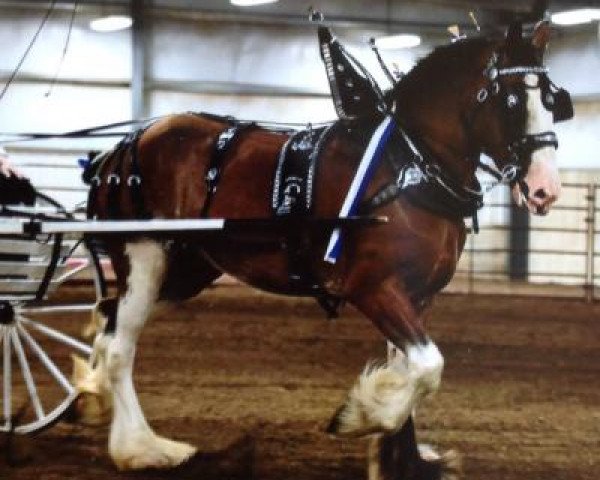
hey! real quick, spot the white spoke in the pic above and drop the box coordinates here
[20,304,95,315]
[19,316,92,356]
[16,324,74,395]
[11,328,44,421]
[3,326,12,429]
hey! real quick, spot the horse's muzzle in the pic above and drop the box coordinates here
[512,150,561,215]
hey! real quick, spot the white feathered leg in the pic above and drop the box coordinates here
[106,240,196,470]
[329,338,444,436]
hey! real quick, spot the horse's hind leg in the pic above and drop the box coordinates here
[104,240,196,470]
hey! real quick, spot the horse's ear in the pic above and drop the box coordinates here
[532,20,551,51]
[505,22,523,47]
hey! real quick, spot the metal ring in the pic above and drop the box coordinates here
[91,176,101,187]
[107,174,120,185]
[127,174,141,187]
[501,165,519,182]
[477,88,488,103]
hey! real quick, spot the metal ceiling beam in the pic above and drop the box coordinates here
[131,0,147,119]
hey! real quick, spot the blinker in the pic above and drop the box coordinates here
[541,77,574,123]
[549,87,573,123]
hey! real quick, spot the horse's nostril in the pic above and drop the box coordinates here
[534,189,547,200]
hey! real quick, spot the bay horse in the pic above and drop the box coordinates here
[79,22,569,477]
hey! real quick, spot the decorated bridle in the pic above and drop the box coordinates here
[474,50,573,189]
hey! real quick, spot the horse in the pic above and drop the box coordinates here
[77,21,569,477]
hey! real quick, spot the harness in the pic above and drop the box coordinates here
[272,124,337,216]
[200,119,257,217]
[360,127,485,225]
[84,127,150,219]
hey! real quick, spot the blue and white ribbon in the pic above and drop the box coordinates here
[324,115,396,264]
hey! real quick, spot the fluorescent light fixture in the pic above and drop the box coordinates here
[551,8,600,26]
[230,0,279,6]
[375,34,421,50]
[89,15,133,32]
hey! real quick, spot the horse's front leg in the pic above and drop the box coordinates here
[329,275,452,479]
[105,240,196,470]
[330,275,443,436]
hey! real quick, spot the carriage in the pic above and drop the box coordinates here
[0,191,106,434]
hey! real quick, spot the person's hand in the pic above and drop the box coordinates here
[0,153,24,179]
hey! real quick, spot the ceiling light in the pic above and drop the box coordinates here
[89,15,133,32]
[375,34,421,50]
[551,8,600,26]
[230,0,279,6]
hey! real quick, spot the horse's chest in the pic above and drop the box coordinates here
[400,224,464,294]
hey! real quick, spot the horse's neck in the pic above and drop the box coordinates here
[418,131,478,185]
[398,94,478,187]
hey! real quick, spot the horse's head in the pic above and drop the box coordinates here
[469,21,573,215]
[391,21,573,216]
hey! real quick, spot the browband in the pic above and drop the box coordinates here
[497,66,549,76]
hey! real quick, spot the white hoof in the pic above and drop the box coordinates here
[71,355,112,426]
[111,432,197,470]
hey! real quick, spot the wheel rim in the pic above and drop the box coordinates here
[0,312,92,434]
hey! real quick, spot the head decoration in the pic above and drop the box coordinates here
[318,26,388,120]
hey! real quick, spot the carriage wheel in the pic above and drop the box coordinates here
[0,242,107,435]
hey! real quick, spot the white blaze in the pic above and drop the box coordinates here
[515,74,561,214]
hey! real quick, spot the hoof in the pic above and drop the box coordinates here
[111,434,197,471]
[417,445,462,480]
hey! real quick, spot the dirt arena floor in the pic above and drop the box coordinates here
[1,285,599,480]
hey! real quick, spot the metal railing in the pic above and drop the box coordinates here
[453,183,599,301]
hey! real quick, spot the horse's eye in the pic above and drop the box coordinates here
[507,94,519,108]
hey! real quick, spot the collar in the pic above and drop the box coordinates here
[360,124,484,221]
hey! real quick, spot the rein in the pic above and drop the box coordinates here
[0,118,158,145]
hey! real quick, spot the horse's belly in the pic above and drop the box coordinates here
[201,242,293,293]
